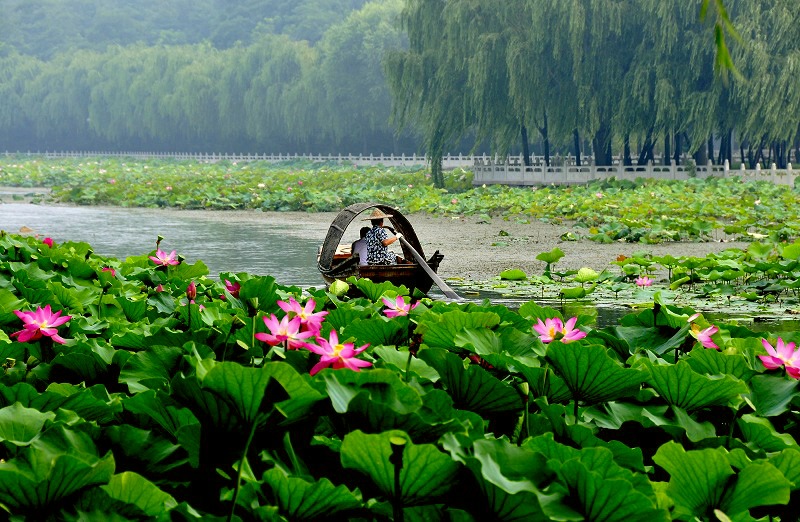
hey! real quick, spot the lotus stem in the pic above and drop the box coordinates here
[228,412,265,522]
[404,350,412,383]
[389,436,406,522]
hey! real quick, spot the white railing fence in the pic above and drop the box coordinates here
[3,150,798,186]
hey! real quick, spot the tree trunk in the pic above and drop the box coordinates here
[538,112,550,167]
[637,127,654,165]
[663,134,671,165]
[521,124,531,166]
[673,133,682,165]
[573,128,581,167]
[693,139,708,166]
[707,136,715,165]
[593,121,612,166]
[623,134,632,166]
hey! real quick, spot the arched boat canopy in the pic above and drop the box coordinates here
[317,202,425,272]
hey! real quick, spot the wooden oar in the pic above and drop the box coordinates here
[396,235,461,300]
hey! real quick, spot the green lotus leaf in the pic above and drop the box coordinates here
[536,247,565,265]
[238,275,280,313]
[781,242,800,260]
[119,345,183,393]
[104,425,186,476]
[0,403,55,446]
[264,362,327,423]
[341,430,459,504]
[49,280,98,313]
[328,279,350,297]
[769,449,800,490]
[719,461,791,516]
[0,426,115,513]
[558,454,668,521]
[418,348,523,415]
[342,316,407,347]
[263,467,362,521]
[737,414,798,453]
[374,346,440,383]
[443,433,568,521]
[517,301,562,323]
[322,368,422,415]
[0,382,120,424]
[518,366,572,404]
[685,346,755,382]
[324,306,372,333]
[745,374,800,417]
[643,360,748,411]
[350,278,409,302]
[171,259,209,280]
[574,267,599,283]
[546,342,646,405]
[197,361,276,423]
[123,390,201,467]
[417,310,501,350]
[499,268,527,281]
[101,471,178,517]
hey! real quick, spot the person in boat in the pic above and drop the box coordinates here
[351,226,370,266]
[363,209,402,265]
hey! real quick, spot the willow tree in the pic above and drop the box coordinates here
[314,0,405,152]
[384,0,471,188]
[730,0,800,168]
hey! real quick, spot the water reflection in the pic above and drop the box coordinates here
[0,203,322,286]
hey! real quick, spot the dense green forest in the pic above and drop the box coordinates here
[0,0,798,168]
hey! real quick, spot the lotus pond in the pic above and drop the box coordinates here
[1,232,800,520]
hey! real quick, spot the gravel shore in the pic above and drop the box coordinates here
[263,211,752,282]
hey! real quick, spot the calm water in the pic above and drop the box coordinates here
[0,203,323,286]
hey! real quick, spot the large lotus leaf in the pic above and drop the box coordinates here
[546,342,646,405]
[104,425,187,476]
[195,360,276,424]
[719,461,791,517]
[47,347,108,385]
[442,433,568,521]
[170,373,240,433]
[454,326,539,360]
[237,275,279,313]
[417,310,501,350]
[518,366,572,404]
[417,348,522,415]
[671,406,716,443]
[262,467,362,521]
[463,302,532,330]
[558,457,668,522]
[652,441,734,519]
[325,306,372,333]
[340,430,459,504]
[49,280,98,313]
[322,368,422,415]
[343,317,407,347]
[643,360,748,411]
[374,346,440,382]
[171,259,209,280]
[0,382,121,424]
[0,403,55,446]
[0,426,115,512]
[737,414,798,453]
[264,362,326,423]
[685,346,756,382]
[123,390,201,468]
[745,374,799,417]
[115,295,148,322]
[119,345,183,393]
[350,278,409,302]
[611,325,688,356]
[101,471,178,517]
[0,288,26,324]
[769,449,800,490]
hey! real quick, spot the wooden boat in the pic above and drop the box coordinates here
[318,202,444,294]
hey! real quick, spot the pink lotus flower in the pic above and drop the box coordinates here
[102,267,116,277]
[381,295,418,318]
[155,284,165,293]
[186,281,197,301]
[42,237,54,248]
[635,276,653,287]
[533,316,586,344]
[305,329,371,376]
[224,279,241,298]
[759,338,800,378]
[149,249,179,266]
[690,324,719,349]
[255,314,314,350]
[278,297,328,334]
[11,305,71,344]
